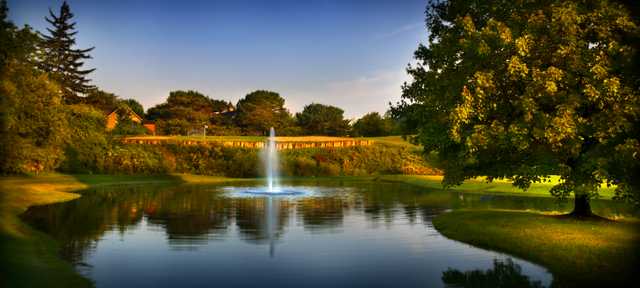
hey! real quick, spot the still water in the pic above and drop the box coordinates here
[21,180,634,288]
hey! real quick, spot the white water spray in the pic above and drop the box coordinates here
[265,127,279,192]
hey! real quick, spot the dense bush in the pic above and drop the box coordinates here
[0,61,67,174]
[59,104,109,173]
[60,142,439,177]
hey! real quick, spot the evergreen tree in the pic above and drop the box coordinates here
[40,1,95,103]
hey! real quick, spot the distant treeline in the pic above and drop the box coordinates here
[140,89,404,137]
[0,1,420,175]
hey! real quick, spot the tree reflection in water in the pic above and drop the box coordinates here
[20,180,634,273]
[442,258,544,288]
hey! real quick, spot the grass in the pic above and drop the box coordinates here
[0,173,235,288]
[433,210,640,287]
[376,174,617,199]
[364,135,420,148]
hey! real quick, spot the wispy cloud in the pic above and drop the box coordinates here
[285,69,410,119]
[376,22,424,39]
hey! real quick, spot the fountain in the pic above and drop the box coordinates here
[238,127,304,196]
[266,127,278,192]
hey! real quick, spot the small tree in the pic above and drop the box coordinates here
[353,112,394,137]
[397,0,639,215]
[296,103,350,136]
[40,1,95,103]
[147,90,224,134]
[235,90,293,135]
[121,99,144,116]
[82,89,119,113]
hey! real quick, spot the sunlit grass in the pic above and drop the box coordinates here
[377,175,617,199]
[433,210,640,287]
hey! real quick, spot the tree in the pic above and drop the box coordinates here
[82,89,119,113]
[40,1,95,103]
[0,2,68,174]
[0,0,40,70]
[121,98,144,116]
[147,90,229,135]
[295,103,350,136]
[235,90,293,135]
[353,112,394,137]
[1,60,67,174]
[397,0,640,215]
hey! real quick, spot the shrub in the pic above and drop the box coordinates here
[59,104,109,173]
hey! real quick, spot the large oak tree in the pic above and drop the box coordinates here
[397,0,639,215]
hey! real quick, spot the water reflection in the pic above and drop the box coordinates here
[20,180,636,288]
[442,258,544,288]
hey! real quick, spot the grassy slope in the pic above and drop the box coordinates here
[0,173,234,288]
[433,210,640,287]
[377,174,617,199]
[380,175,639,286]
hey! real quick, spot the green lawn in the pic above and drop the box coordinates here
[376,174,617,199]
[433,210,640,287]
[363,135,420,148]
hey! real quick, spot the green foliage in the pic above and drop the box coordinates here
[352,112,395,137]
[59,104,109,173]
[235,90,293,135]
[121,98,144,116]
[81,89,119,113]
[0,60,67,174]
[397,0,640,211]
[59,142,433,178]
[101,144,170,175]
[110,110,147,136]
[147,90,233,135]
[39,1,95,103]
[295,103,350,136]
[279,145,432,177]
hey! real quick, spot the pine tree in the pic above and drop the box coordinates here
[40,1,95,103]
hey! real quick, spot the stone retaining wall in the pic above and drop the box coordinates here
[121,138,373,150]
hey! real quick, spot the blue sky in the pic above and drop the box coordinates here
[8,0,427,118]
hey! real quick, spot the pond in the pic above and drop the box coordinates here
[21,179,634,288]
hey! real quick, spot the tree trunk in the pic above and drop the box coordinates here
[570,193,592,217]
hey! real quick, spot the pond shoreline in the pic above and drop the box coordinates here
[1,174,637,288]
[0,173,239,288]
[433,209,640,288]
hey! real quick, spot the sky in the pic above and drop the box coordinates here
[8,0,427,118]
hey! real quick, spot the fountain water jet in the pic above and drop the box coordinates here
[233,127,305,196]
[266,127,278,192]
